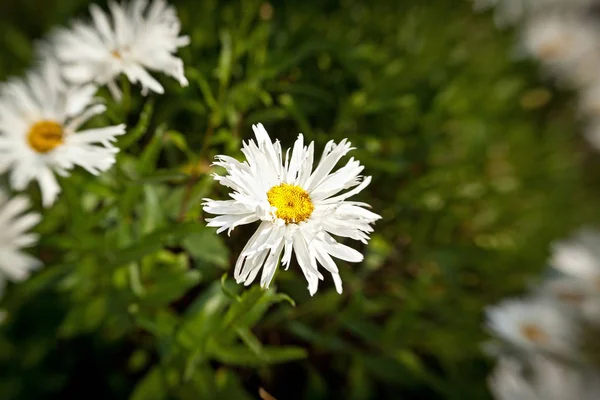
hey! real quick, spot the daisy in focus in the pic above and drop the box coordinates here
[0,62,126,207]
[46,0,190,99]
[0,192,42,296]
[485,297,578,356]
[203,123,381,295]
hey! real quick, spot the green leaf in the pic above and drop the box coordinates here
[176,282,234,350]
[128,170,190,184]
[182,228,230,268]
[141,184,165,235]
[104,222,206,267]
[119,99,154,150]
[216,31,233,87]
[208,341,307,366]
[187,68,217,109]
[58,296,107,337]
[141,267,202,308]
[130,367,167,400]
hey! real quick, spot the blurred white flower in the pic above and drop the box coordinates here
[550,228,600,284]
[489,357,538,400]
[473,0,595,28]
[473,0,526,27]
[538,277,600,324]
[47,0,190,98]
[473,0,584,27]
[485,297,578,356]
[0,192,41,284]
[203,123,381,295]
[490,355,600,400]
[584,119,600,152]
[0,62,126,207]
[521,14,599,68]
[578,81,600,117]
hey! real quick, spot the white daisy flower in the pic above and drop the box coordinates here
[203,123,381,296]
[550,228,600,285]
[485,297,578,356]
[0,192,41,285]
[46,0,190,99]
[0,62,126,207]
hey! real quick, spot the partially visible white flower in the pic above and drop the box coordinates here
[473,0,526,27]
[550,228,600,284]
[537,277,600,324]
[584,119,600,151]
[0,192,41,283]
[489,357,538,400]
[203,123,381,295]
[0,61,126,207]
[473,0,596,28]
[578,81,600,117]
[565,50,600,88]
[489,355,600,400]
[521,14,600,68]
[46,0,190,99]
[485,297,578,356]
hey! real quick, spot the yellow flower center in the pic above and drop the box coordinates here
[267,183,314,224]
[27,120,64,153]
[520,323,548,344]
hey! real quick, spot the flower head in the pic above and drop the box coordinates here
[0,62,125,207]
[46,0,189,98]
[486,297,578,356]
[0,192,41,286]
[203,123,381,295]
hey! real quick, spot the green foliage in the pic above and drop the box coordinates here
[1,0,599,399]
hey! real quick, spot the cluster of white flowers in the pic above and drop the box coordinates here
[0,1,379,302]
[485,228,600,399]
[0,0,188,300]
[473,0,600,149]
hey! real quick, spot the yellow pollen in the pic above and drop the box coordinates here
[27,120,64,153]
[111,50,122,59]
[267,184,314,224]
[520,323,548,344]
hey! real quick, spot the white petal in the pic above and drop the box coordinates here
[37,167,61,207]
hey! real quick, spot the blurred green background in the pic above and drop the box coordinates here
[1,0,599,399]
